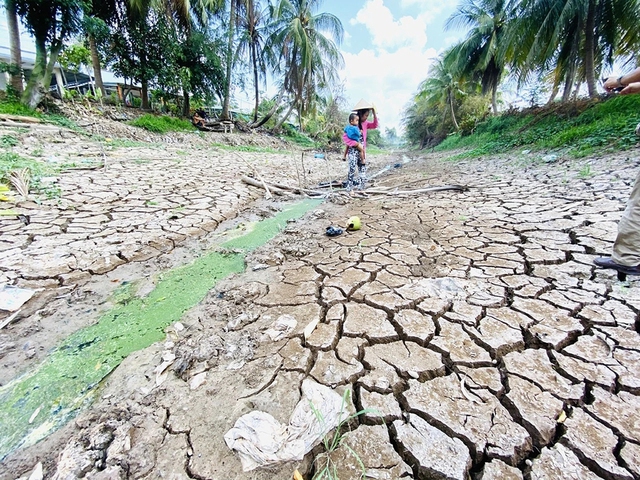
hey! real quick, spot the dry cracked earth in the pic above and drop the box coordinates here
[1,121,640,480]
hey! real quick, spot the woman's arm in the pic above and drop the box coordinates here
[365,111,379,130]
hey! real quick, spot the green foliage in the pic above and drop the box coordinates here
[58,43,91,72]
[435,95,640,157]
[129,114,196,134]
[281,124,316,147]
[310,389,376,480]
[0,98,42,117]
[0,135,19,148]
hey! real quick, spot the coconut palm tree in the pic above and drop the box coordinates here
[446,0,511,114]
[5,0,23,94]
[235,0,268,123]
[266,0,343,131]
[416,54,466,131]
[509,0,640,100]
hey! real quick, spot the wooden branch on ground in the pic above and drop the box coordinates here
[241,175,288,196]
[366,185,468,195]
[232,151,273,199]
[0,114,42,124]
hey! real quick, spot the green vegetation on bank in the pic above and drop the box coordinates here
[435,94,640,158]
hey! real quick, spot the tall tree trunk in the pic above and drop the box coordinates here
[89,34,105,97]
[449,92,459,130]
[251,42,259,123]
[22,38,63,108]
[250,90,284,128]
[561,63,576,102]
[546,83,559,105]
[490,85,498,115]
[273,100,296,132]
[6,0,23,94]
[221,0,236,121]
[141,80,150,110]
[584,0,597,98]
[182,87,190,118]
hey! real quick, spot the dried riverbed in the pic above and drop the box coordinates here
[1,115,640,479]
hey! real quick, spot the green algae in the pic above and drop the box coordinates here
[0,198,321,460]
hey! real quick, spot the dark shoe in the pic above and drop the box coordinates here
[594,257,640,275]
[326,226,343,237]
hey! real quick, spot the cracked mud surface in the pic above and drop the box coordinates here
[2,133,640,479]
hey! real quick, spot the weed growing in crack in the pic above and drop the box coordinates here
[578,164,593,178]
[310,388,378,480]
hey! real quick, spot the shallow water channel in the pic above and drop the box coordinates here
[0,199,322,460]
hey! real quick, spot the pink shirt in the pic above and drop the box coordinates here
[342,115,379,148]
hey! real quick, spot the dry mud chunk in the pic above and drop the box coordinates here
[466,316,524,358]
[504,375,563,446]
[343,303,397,341]
[304,321,339,350]
[480,459,523,479]
[561,407,633,480]
[431,319,493,367]
[401,375,532,463]
[530,443,603,480]
[393,309,436,345]
[279,338,312,373]
[360,341,444,392]
[503,349,583,402]
[620,442,640,476]
[586,387,640,442]
[393,414,471,480]
[611,349,640,393]
[359,389,402,423]
[551,351,616,390]
[458,366,504,395]
[310,350,364,387]
[323,267,371,296]
[256,281,317,306]
[326,424,412,480]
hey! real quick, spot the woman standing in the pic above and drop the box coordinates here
[342,99,378,197]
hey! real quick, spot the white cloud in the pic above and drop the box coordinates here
[340,0,443,134]
[351,0,428,51]
[341,46,438,134]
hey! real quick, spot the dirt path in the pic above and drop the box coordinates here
[2,125,640,479]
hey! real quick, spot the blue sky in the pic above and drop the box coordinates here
[322,0,466,134]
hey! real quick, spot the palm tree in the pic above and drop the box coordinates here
[417,54,466,131]
[220,0,238,120]
[235,0,268,123]
[266,0,344,131]
[510,0,640,100]
[446,0,511,115]
[5,0,23,94]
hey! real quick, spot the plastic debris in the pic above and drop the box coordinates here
[325,226,343,237]
[346,216,361,231]
[0,285,36,312]
[263,314,297,341]
[224,379,348,471]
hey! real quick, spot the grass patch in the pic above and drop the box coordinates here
[129,114,196,134]
[435,94,640,158]
[211,143,281,154]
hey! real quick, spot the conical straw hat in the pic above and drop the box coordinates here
[353,99,373,111]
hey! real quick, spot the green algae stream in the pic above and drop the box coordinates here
[0,199,322,460]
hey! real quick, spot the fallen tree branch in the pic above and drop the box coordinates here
[232,151,273,199]
[240,175,288,196]
[366,185,468,195]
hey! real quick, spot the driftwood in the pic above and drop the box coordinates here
[232,151,274,199]
[240,176,327,197]
[365,185,467,195]
[241,175,288,196]
[0,114,42,124]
